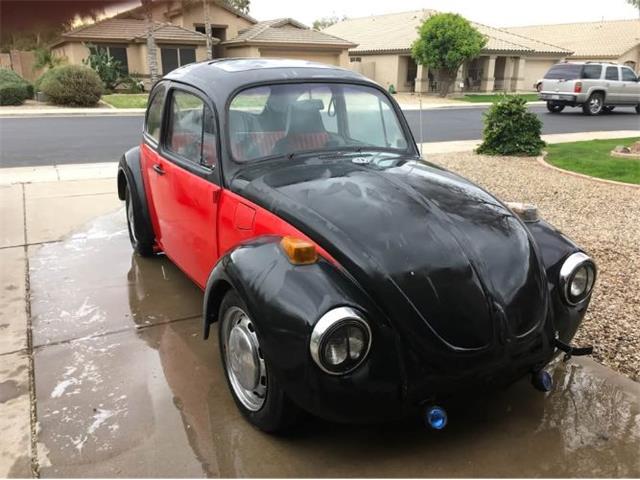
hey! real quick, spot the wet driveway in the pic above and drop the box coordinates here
[30,211,640,477]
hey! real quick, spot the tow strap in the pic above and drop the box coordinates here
[554,338,594,361]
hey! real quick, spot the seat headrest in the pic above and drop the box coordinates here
[286,99,326,135]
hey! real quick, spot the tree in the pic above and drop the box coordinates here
[226,0,250,14]
[312,15,346,31]
[203,0,213,59]
[626,0,640,15]
[141,0,159,85]
[411,13,486,97]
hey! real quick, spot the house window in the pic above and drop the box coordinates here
[89,44,129,74]
[160,47,197,74]
[350,57,362,63]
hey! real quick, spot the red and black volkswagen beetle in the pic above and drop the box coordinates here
[117,59,596,432]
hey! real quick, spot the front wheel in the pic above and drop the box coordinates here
[582,93,604,115]
[218,290,300,433]
[125,185,155,257]
[546,101,565,113]
[635,104,640,114]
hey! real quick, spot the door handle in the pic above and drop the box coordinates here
[152,163,165,175]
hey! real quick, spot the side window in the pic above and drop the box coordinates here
[621,68,637,82]
[145,85,166,143]
[166,90,217,168]
[581,65,602,79]
[605,67,619,81]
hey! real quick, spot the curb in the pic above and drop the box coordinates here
[538,152,639,189]
[400,101,546,111]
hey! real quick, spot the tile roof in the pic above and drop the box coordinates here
[57,18,209,45]
[115,0,258,25]
[506,19,640,58]
[223,18,356,48]
[323,10,570,55]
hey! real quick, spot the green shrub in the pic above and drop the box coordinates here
[0,82,31,105]
[0,67,33,103]
[40,65,103,107]
[477,95,545,156]
[34,67,59,92]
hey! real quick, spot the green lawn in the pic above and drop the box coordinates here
[102,93,149,108]
[457,93,540,103]
[545,138,640,185]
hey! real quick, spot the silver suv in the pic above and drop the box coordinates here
[538,62,640,115]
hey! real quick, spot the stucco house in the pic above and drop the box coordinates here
[506,19,640,72]
[50,0,355,85]
[324,10,573,93]
[50,18,210,78]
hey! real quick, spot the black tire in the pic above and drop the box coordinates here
[582,92,604,115]
[546,101,565,113]
[635,104,640,114]
[218,290,300,433]
[602,106,615,114]
[125,185,155,257]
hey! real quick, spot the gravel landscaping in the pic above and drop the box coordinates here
[430,152,640,381]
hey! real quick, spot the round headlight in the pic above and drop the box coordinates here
[559,252,596,306]
[310,307,371,375]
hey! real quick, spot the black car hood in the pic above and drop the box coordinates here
[231,154,548,352]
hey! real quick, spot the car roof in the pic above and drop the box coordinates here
[163,58,377,105]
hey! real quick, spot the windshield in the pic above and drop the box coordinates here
[228,83,411,162]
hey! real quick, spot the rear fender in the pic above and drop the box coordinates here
[117,146,155,247]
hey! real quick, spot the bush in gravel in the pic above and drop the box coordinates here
[0,67,33,105]
[477,95,545,156]
[40,65,103,107]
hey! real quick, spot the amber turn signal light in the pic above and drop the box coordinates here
[281,236,318,265]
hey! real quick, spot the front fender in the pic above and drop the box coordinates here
[202,236,405,422]
[526,219,593,342]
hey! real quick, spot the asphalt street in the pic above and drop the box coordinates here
[1,105,638,167]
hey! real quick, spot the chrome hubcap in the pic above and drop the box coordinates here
[222,306,266,411]
[590,97,601,113]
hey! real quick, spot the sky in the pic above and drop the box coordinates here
[247,0,639,27]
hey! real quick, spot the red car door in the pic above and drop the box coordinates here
[144,85,221,288]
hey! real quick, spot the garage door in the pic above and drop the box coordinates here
[259,48,340,66]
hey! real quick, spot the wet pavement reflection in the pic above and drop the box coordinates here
[32,211,640,477]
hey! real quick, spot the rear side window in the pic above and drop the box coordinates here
[166,90,217,168]
[622,68,637,82]
[145,85,166,142]
[544,64,582,80]
[605,67,619,81]
[581,65,602,79]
